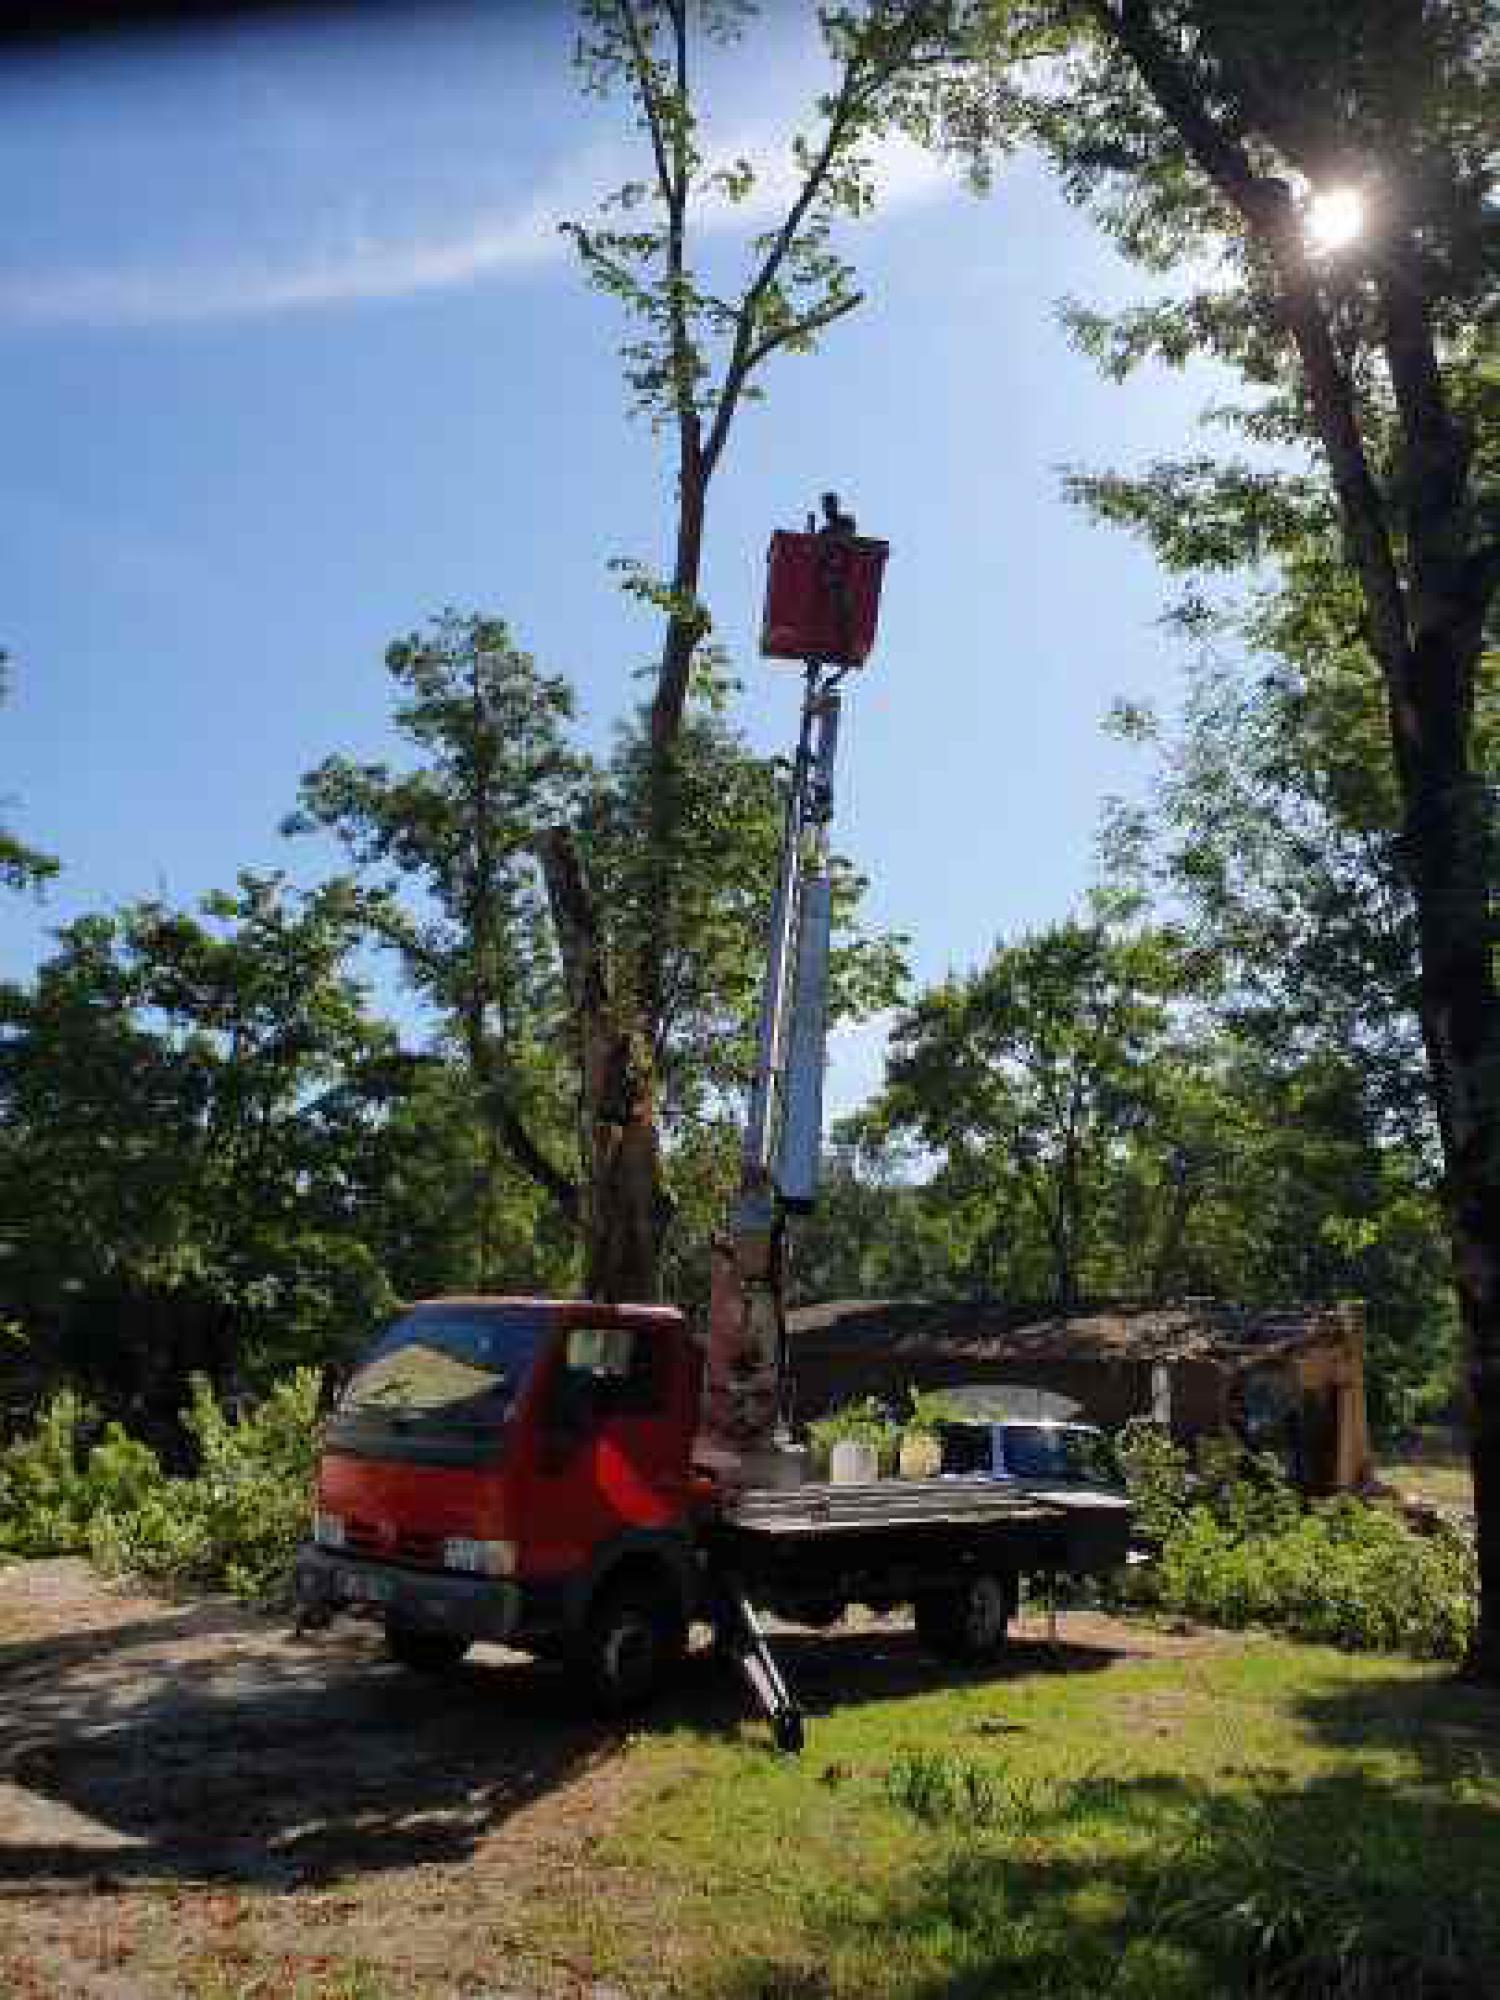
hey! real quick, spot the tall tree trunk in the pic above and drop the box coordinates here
[1402,662,1500,1675]
[596,461,706,1299]
[540,827,662,1301]
[581,1011,662,1302]
[1088,0,1500,1673]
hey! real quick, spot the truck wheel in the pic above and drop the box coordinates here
[384,1621,471,1674]
[914,1572,1015,1664]
[573,1578,685,1717]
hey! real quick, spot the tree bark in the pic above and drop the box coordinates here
[539,827,661,1301]
[1089,0,1500,1676]
[1390,595,1500,1679]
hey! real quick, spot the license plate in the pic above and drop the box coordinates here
[335,1568,395,1605]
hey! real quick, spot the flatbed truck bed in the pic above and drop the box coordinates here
[723,1475,1109,1533]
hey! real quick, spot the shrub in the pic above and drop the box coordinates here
[90,1369,320,1604]
[1114,1418,1192,1545]
[0,1391,163,1558]
[1143,1500,1475,1660]
[1113,1430,1476,1660]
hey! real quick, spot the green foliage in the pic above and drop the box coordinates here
[884,1750,1021,1830]
[1146,1502,1475,1661]
[805,1395,900,1477]
[90,1370,320,1604]
[0,1390,98,1556]
[903,1386,963,1437]
[0,1390,162,1559]
[1116,1431,1477,1660]
[0,1374,319,1605]
[1113,1417,1192,1545]
[936,0,1493,1466]
[0,649,58,897]
[0,873,400,1404]
[869,914,1230,1306]
[285,611,584,1284]
[568,1,960,439]
[789,1135,960,1303]
[1154,1793,1500,2000]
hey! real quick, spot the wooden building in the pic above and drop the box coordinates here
[786,1298,1373,1494]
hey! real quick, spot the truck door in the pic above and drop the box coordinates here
[522,1321,690,1583]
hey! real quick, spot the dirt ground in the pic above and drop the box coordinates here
[0,1561,1223,1999]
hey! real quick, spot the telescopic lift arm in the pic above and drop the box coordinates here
[698,494,877,1479]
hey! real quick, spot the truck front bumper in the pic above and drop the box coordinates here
[295,1543,523,1644]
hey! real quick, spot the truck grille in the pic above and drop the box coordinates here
[343,1518,445,1568]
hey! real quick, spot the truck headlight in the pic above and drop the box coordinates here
[313,1510,346,1550]
[443,1536,517,1578]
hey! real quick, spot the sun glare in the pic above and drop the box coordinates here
[1307,188,1365,254]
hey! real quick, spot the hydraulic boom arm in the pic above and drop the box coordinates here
[697,496,873,1484]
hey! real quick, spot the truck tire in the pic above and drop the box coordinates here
[913,1572,1015,1664]
[384,1621,471,1674]
[572,1575,686,1717]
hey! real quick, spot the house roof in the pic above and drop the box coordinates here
[785,1298,1360,1367]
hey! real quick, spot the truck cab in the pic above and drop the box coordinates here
[296,1297,706,1708]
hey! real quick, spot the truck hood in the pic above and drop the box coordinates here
[318,1450,508,1547]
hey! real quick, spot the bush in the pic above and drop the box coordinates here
[1114,1417,1192,1545]
[0,1370,321,1605]
[90,1369,320,1605]
[0,1391,163,1558]
[1115,1425,1476,1660]
[1147,1500,1475,1659]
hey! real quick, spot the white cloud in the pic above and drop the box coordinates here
[0,129,960,329]
[0,195,561,329]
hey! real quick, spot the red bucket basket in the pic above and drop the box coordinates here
[760,529,889,667]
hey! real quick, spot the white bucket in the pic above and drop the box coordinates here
[829,1438,879,1486]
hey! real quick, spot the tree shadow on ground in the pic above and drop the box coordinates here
[1293,1664,1500,1789]
[0,1607,1131,1895]
[763,1621,1126,1721]
[704,1757,1500,2000]
[1,1624,613,1891]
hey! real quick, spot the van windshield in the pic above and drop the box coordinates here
[1001,1424,1111,1483]
[340,1306,543,1427]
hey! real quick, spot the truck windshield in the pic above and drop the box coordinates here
[1001,1425,1110,1483]
[340,1306,542,1428]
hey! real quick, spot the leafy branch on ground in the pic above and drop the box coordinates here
[1115,1419,1475,1660]
[0,1375,319,1605]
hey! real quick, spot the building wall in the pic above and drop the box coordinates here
[786,1300,1371,1493]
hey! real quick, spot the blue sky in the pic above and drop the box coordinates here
[1,0,1222,1114]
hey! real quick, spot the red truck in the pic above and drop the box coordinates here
[294,507,1131,1749]
[294,1294,1130,1748]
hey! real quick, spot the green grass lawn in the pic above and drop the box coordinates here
[565,1624,1500,1999]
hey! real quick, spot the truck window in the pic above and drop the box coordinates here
[340,1305,542,1427]
[558,1323,660,1414]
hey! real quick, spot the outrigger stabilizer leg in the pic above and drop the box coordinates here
[714,1571,805,1754]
